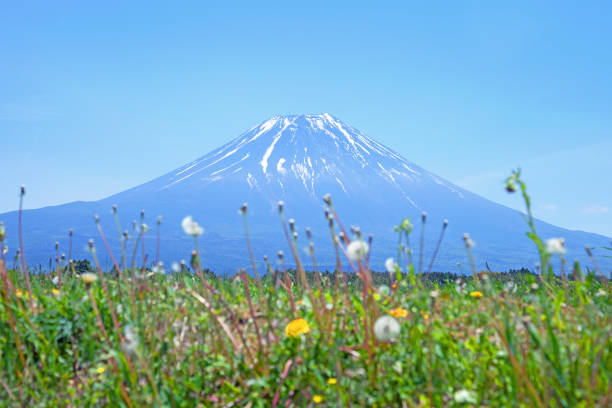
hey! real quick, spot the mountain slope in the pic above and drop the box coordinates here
[1,114,610,273]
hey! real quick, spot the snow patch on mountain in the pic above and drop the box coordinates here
[276,158,287,175]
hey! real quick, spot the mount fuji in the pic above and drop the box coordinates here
[1,114,610,273]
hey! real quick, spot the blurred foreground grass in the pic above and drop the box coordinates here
[0,171,610,407]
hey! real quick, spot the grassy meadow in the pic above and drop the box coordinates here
[0,172,610,407]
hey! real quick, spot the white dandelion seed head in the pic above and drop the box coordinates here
[152,262,164,274]
[385,257,397,273]
[545,238,566,255]
[121,325,138,354]
[172,262,181,273]
[453,389,477,404]
[80,272,98,284]
[463,233,475,248]
[373,315,400,342]
[181,216,203,237]
[346,240,369,261]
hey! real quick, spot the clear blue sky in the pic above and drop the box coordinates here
[1,1,611,237]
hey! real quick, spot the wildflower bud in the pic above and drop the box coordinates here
[123,230,129,240]
[140,210,145,219]
[141,223,149,233]
[309,242,314,253]
[305,227,312,239]
[190,250,199,269]
[277,250,284,260]
[240,203,248,214]
[339,232,345,242]
[94,214,100,223]
[505,178,517,193]
[292,231,298,240]
[157,215,162,225]
[112,204,117,214]
[20,185,26,196]
[443,219,448,227]
[0,222,5,242]
[69,229,73,237]
[323,193,332,206]
[278,201,284,213]
[55,241,59,250]
[421,212,427,223]
[88,239,94,249]
[61,253,66,261]
[288,218,295,232]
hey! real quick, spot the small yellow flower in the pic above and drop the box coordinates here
[80,273,98,284]
[327,378,337,385]
[420,311,429,320]
[16,289,24,297]
[389,307,409,318]
[313,394,323,404]
[285,318,310,338]
[51,288,60,296]
[470,291,483,299]
[96,366,105,374]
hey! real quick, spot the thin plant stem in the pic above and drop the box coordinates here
[18,187,33,310]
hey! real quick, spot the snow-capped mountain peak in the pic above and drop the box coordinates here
[146,114,462,207]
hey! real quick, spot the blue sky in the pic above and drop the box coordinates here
[1,1,611,237]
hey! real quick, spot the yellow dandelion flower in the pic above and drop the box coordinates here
[80,273,98,284]
[470,291,483,299]
[51,288,60,296]
[313,394,323,404]
[96,366,105,374]
[420,311,429,320]
[16,289,24,298]
[327,378,337,385]
[285,318,310,338]
[389,307,409,318]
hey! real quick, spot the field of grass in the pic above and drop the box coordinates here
[0,172,610,407]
